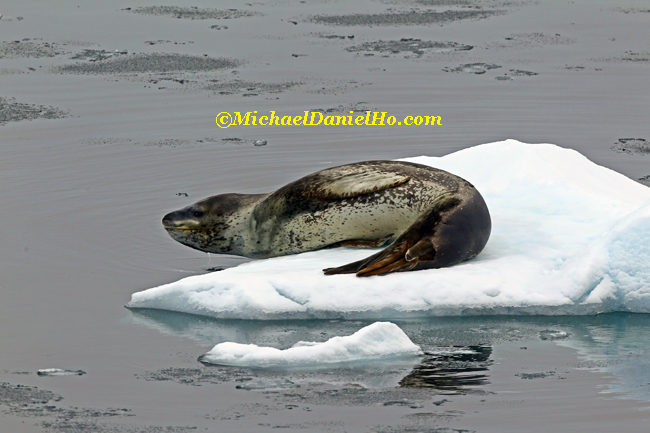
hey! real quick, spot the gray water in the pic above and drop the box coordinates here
[1,0,650,431]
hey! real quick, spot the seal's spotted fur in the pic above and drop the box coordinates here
[162,161,491,276]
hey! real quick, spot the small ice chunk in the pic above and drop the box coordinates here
[37,369,86,376]
[199,322,422,367]
[539,330,569,340]
[235,378,298,390]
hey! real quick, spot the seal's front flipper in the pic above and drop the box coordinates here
[323,193,461,277]
[323,233,426,276]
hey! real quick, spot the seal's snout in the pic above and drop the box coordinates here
[161,211,177,228]
[162,209,201,230]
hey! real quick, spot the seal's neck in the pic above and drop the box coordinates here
[218,193,269,257]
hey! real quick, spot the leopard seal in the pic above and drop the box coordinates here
[162,161,491,276]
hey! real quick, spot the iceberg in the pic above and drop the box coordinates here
[199,322,423,367]
[128,140,650,319]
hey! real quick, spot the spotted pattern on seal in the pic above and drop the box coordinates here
[162,161,491,276]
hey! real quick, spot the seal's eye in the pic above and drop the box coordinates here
[192,209,204,218]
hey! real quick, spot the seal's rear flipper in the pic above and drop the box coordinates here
[323,194,461,277]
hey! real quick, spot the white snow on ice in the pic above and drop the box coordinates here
[128,140,650,319]
[199,322,423,367]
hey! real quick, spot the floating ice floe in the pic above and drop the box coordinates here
[128,139,650,319]
[199,322,423,367]
[37,369,86,376]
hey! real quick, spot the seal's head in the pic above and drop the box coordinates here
[162,193,257,254]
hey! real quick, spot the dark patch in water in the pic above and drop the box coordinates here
[319,34,347,40]
[70,49,129,62]
[0,97,69,125]
[0,39,65,58]
[598,51,650,63]
[491,32,576,49]
[79,137,134,146]
[443,63,501,74]
[612,7,650,14]
[0,382,63,406]
[204,79,302,95]
[143,139,192,148]
[236,378,299,390]
[362,423,471,433]
[310,10,503,27]
[516,371,555,379]
[347,39,473,57]
[383,400,424,409]
[415,0,473,5]
[123,6,261,20]
[508,69,538,76]
[563,64,586,71]
[55,53,242,74]
[611,138,649,155]
[40,421,197,432]
[0,68,26,75]
[136,367,253,386]
[0,382,182,432]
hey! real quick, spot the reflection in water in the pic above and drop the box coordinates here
[555,313,650,400]
[128,308,383,348]
[128,309,650,399]
[128,309,495,390]
[400,346,492,392]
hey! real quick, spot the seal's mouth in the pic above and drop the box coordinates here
[163,224,201,232]
[162,221,203,231]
